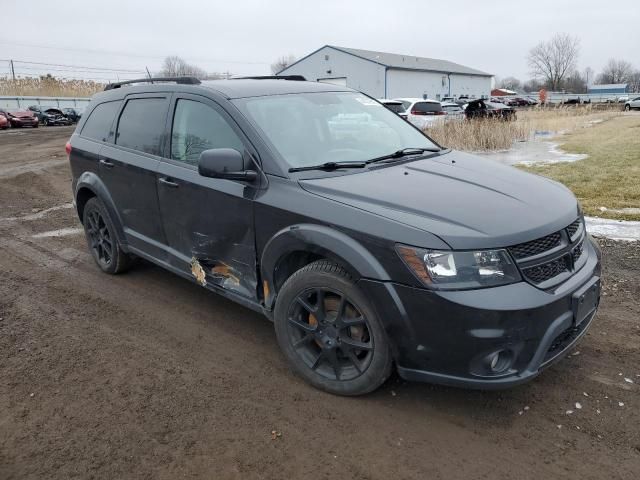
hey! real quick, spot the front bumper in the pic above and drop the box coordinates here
[10,118,38,127]
[358,236,602,389]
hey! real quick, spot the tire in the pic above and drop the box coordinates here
[82,197,133,274]
[43,118,49,126]
[274,260,392,396]
[625,104,631,111]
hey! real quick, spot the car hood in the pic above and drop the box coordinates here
[8,110,33,117]
[299,151,579,250]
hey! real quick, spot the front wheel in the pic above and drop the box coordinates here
[274,260,392,396]
[625,104,631,111]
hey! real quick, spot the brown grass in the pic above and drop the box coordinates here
[426,117,529,151]
[0,77,104,97]
[427,106,623,152]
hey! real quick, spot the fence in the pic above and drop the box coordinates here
[0,95,91,110]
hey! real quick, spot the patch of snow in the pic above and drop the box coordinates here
[32,227,83,238]
[585,217,640,242]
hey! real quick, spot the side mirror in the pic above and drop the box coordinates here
[198,148,257,181]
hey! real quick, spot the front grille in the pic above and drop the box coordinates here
[522,256,570,284]
[509,232,561,260]
[571,240,584,263]
[567,218,582,239]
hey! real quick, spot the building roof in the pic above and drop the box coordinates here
[328,45,492,77]
[492,88,517,95]
[587,83,628,91]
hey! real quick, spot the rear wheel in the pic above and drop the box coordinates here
[274,260,392,395]
[82,197,133,274]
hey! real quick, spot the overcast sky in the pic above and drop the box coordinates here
[2,0,638,83]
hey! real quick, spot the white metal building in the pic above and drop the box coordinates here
[277,45,493,100]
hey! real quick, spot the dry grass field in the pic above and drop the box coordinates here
[427,106,622,152]
[0,77,104,97]
[521,114,640,221]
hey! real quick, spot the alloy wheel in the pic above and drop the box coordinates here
[85,209,113,267]
[286,287,374,381]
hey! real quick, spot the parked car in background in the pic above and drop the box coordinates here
[63,107,84,123]
[465,99,516,121]
[378,99,407,118]
[625,97,640,111]
[441,101,465,119]
[617,95,629,103]
[3,109,39,128]
[28,105,72,126]
[394,98,445,129]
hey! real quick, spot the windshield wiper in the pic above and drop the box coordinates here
[288,161,366,173]
[365,147,442,165]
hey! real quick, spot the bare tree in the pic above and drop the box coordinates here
[527,33,580,91]
[628,70,640,93]
[596,58,634,84]
[271,54,296,75]
[499,76,522,91]
[523,78,544,93]
[160,56,207,79]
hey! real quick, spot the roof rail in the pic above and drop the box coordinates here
[104,76,201,91]
[233,75,307,81]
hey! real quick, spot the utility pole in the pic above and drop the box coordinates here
[10,60,16,81]
[146,67,152,79]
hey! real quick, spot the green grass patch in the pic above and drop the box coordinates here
[519,115,640,221]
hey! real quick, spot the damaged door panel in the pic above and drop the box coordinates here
[156,95,260,300]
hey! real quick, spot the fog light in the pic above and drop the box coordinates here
[490,353,500,370]
[487,349,513,374]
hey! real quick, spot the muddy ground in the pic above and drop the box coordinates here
[1,127,639,479]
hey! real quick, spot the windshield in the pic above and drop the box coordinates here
[234,92,437,169]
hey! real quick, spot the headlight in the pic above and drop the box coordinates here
[396,245,521,290]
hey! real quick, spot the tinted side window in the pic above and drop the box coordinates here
[170,99,244,166]
[116,98,167,156]
[81,101,121,141]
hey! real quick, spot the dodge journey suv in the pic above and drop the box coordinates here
[68,76,601,395]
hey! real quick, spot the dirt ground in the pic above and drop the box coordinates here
[1,127,639,480]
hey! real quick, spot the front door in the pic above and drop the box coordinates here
[156,94,259,300]
[100,94,170,258]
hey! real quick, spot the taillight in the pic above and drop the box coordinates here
[410,109,427,116]
[65,141,72,156]
[435,111,446,115]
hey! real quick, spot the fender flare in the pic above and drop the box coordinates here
[260,223,391,309]
[74,171,128,249]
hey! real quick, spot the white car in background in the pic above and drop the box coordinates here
[393,98,445,129]
[624,96,640,111]
[441,101,465,120]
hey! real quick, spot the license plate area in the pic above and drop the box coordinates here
[572,277,600,326]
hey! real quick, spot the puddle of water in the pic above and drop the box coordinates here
[478,138,587,166]
[585,217,640,242]
[32,227,83,238]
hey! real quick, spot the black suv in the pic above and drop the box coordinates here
[68,77,601,395]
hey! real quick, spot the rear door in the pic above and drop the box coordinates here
[99,94,169,258]
[155,94,260,299]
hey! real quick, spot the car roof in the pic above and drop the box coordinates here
[394,97,439,104]
[377,99,403,104]
[92,79,353,103]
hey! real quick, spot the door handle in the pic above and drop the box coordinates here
[158,177,179,188]
[99,158,114,168]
